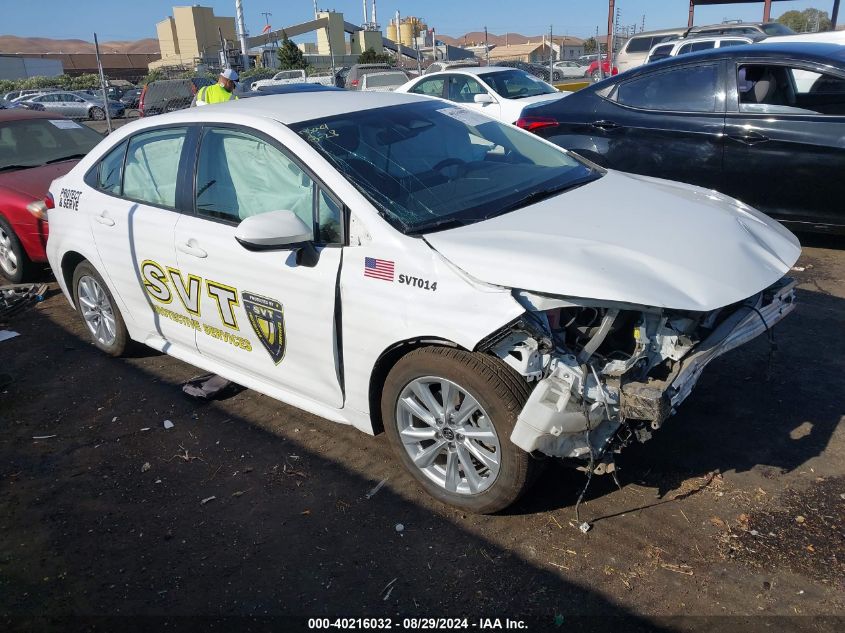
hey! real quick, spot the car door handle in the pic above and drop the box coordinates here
[177,240,207,259]
[727,130,769,146]
[95,211,115,227]
[590,120,621,132]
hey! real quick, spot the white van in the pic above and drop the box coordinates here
[646,36,756,64]
[615,28,687,73]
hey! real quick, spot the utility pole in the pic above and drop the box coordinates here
[605,0,616,80]
[834,0,841,30]
[261,10,272,65]
[549,24,554,83]
[484,26,489,66]
[395,11,402,68]
[93,33,112,134]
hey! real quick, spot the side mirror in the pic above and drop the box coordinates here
[235,209,313,249]
[473,93,495,105]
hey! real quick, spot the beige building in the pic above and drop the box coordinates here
[150,5,236,70]
[487,42,552,64]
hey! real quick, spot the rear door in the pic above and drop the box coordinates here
[722,58,845,229]
[86,126,195,350]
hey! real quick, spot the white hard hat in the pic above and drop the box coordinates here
[220,68,239,82]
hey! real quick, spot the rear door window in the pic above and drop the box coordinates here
[122,128,188,208]
[615,63,720,112]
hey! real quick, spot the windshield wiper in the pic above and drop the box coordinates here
[44,154,87,165]
[488,177,598,218]
[408,217,471,235]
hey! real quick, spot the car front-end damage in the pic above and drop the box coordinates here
[479,277,797,470]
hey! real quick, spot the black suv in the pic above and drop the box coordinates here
[139,78,214,116]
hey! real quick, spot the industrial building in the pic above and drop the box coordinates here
[149,5,238,71]
[0,54,62,80]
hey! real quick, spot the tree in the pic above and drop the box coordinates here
[777,8,832,33]
[277,32,307,70]
[358,47,393,64]
[583,37,597,55]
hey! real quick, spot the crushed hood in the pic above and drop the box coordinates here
[424,171,801,312]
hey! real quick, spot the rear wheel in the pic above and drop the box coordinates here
[72,261,129,356]
[89,106,105,120]
[382,347,538,514]
[0,216,36,283]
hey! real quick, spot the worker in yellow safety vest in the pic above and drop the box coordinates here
[194,69,239,106]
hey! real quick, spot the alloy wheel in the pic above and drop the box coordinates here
[0,227,17,277]
[395,376,501,495]
[77,275,117,347]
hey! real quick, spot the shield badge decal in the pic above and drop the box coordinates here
[242,292,286,364]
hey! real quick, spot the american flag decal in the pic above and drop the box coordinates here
[364,257,395,281]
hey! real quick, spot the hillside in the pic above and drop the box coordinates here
[0,35,160,54]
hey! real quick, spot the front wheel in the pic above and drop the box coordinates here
[89,106,105,120]
[382,347,538,514]
[72,261,130,356]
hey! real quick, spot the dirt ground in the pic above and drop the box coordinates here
[1,235,844,632]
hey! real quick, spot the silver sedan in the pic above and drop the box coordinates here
[20,91,124,120]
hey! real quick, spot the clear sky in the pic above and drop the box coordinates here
[0,0,830,41]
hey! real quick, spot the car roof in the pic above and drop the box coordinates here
[416,66,524,78]
[0,109,66,122]
[636,41,845,71]
[132,91,430,126]
[629,27,687,36]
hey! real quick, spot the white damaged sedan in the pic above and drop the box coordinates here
[45,92,800,513]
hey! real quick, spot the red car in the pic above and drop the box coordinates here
[585,59,619,81]
[0,110,102,282]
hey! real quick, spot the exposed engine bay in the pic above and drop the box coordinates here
[479,277,797,472]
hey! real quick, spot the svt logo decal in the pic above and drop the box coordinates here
[243,293,286,365]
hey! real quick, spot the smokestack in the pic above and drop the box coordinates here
[372,0,377,25]
[363,0,368,23]
[235,0,249,70]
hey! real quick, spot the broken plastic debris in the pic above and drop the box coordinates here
[182,373,238,399]
[791,266,806,272]
[200,496,216,505]
[141,462,151,473]
[140,427,151,432]
[579,522,592,533]
[366,477,388,499]
[112,417,117,423]
[32,434,57,440]
[795,515,806,524]
[395,523,404,533]
[0,330,20,343]
[163,420,174,430]
[0,283,47,319]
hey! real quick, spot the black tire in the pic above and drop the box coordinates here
[591,70,602,82]
[0,215,37,283]
[72,261,130,357]
[89,106,105,121]
[382,346,539,514]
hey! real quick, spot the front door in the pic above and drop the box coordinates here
[722,59,845,230]
[445,74,501,120]
[173,125,345,407]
